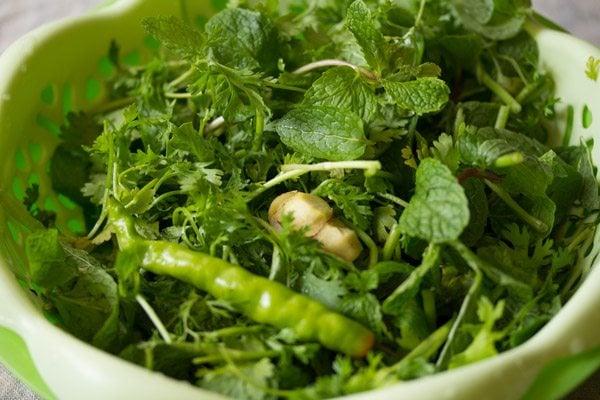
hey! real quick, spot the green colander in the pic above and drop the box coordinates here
[0,1,599,399]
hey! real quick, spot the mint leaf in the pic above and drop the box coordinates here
[302,66,378,122]
[142,16,205,58]
[450,0,530,40]
[448,297,506,368]
[25,229,77,288]
[205,8,279,72]
[50,265,118,343]
[383,78,450,114]
[275,106,367,161]
[399,158,470,243]
[345,0,387,73]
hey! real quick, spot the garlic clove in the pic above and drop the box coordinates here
[314,218,363,262]
[268,191,333,236]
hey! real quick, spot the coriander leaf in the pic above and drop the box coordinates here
[142,16,205,58]
[312,179,373,231]
[448,297,506,368]
[205,8,279,72]
[585,56,600,81]
[340,293,385,335]
[275,105,367,161]
[301,271,347,311]
[199,358,275,400]
[383,77,450,115]
[345,0,387,74]
[398,158,469,243]
[302,66,378,122]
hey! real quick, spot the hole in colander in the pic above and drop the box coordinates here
[44,196,58,213]
[62,84,74,116]
[211,0,228,11]
[57,194,78,211]
[583,105,593,129]
[28,143,43,164]
[122,50,141,66]
[40,84,56,106]
[27,173,40,188]
[6,220,22,244]
[98,56,116,78]
[15,148,27,171]
[67,218,84,235]
[11,177,24,201]
[144,35,160,51]
[85,77,103,102]
[36,114,61,137]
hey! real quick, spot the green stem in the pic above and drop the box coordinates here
[377,192,410,209]
[258,161,382,194]
[494,105,511,129]
[382,223,402,261]
[136,294,172,344]
[484,179,548,234]
[169,66,196,88]
[477,64,522,114]
[356,229,379,268]
[293,59,378,80]
[252,109,265,152]
[193,349,279,365]
[436,240,483,368]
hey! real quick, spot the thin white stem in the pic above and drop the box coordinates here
[204,116,225,133]
[280,160,382,173]
[292,59,378,80]
[136,294,172,344]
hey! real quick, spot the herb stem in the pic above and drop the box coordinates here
[258,161,382,193]
[252,109,265,151]
[193,349,280,365]
[376,192,410,209]
[477,64,522,114]
[494,105,511,129]
[382,223,402,261]
[437,240,483,368]
[136,294,172,344]
[356,229,378,268]
[204,116,225,133]
[169,66,196,88]
[203,325,267,339]
[484,179,548,234]
[293,59,378,80]
[165,92,194,99]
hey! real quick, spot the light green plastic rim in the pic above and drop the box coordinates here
[0,327,57,400]
[0,2,599,400]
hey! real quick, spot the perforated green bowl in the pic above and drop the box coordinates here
[1,1,600,399]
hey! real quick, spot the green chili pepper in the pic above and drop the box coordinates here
[107,197,375,357]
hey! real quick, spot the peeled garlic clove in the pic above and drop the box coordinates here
[268,191,333,236]
[314,218,363,262]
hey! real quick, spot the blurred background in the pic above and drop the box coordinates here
[1,1,600,399]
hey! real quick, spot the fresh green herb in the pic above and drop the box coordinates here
[21,0,600,399]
